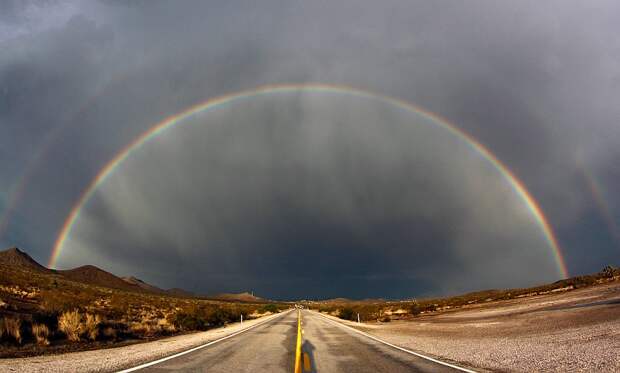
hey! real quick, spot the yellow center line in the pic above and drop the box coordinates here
[294,309,302,373]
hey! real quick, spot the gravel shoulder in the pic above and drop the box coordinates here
[335,282,620,372]
[0,311,289,373]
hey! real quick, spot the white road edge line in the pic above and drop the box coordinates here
[116,309,293,373]
[313,311,478,373]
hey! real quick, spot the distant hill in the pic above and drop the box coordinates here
[0,247,51,273]
[59,265,147,292]
[122,276,165,294]
[322,297,353,303]
[208,292,265,303]
[0,248,272,303]
[0,247,192,297]
[166,288,195,297]
[0,247,284,356]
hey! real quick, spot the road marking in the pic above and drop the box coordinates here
[294,310,303,373]
[116,310,292,373]
[314,311,478,373]
[303,352,311,371]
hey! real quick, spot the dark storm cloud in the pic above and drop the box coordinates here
[1,0,619,297]
[60,93,559,299]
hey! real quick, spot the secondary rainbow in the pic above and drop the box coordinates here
[580,165,620,247]
[49,83,569,277]
[0,70,136,242]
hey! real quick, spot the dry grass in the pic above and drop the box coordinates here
[31,323,50,345]
[58,311,103,341]
[129,316,176,337]
[84,313,101,341]
[1,317,22,344]
[58,310,82,342]
[129,321,155,336]
[157,318,176,333]
[0,258,279,351]
[311,267,620,323]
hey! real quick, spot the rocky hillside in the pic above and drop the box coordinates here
[0,247,178,296]
[0,247,51,273]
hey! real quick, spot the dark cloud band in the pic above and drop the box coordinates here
[54,84,566,298]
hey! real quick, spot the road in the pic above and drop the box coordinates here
[132,310,469,373]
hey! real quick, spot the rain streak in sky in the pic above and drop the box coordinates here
[1,1,619,299]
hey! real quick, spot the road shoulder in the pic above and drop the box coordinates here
[0,311,289,373]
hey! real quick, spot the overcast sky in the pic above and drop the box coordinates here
[1,1,619,299]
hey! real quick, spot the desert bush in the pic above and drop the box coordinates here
[259,304,279,314]
[58,310,82,342]
[1,317,22,344]
[170,305,250,331]
[102,326,117,340]
[408,302,422,316]
[84,313,101,341]
[317,305,337,313]
[224,307,248,324]
[32,312,59,331]
[31,323,50,345]
[40,290,84,313]
[563,276,597,289]
[172,312,207,331]
[157,318,176,334]
[129,321,155,336]
[357,305,382,321]
[129,315,174,337]
[208,307,236,327]
[602,265,616,278]
[338,307,356,321]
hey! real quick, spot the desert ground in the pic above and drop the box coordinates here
[332,281,620,372]
[0,311,286,373]
[2,247,619,372]
[3,281,618,372]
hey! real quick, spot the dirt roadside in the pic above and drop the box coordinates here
[333,281,620,372]
[0,311,288,373]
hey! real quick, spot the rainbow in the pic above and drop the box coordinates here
[580,164,620,247]
[49,83,569,277]
[0,73,133,242]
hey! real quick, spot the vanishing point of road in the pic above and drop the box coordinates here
[120,309,474,373]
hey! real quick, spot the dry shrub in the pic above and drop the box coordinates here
[126,315,179,337]
[338,307,356,321]
[103,326,117,340]
[129,322,145,335]
[1,317,22,344]
[58,310,82,342]
[157,318,176,334]
[130,320,159,337]
[84,314,101,341]
[32,323,50,345]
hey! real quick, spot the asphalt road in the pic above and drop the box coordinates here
[138,310,464,372]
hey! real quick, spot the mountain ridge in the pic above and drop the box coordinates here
[0,247,51,273]
[207,291,264,303]
[0,247,271,302]
[0,247,185,296]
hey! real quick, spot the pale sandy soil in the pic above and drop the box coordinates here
[342,282,620,372]
[0,311,288,373]
[2,283,619,372]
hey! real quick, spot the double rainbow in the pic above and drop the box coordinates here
[49,84,569,278]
